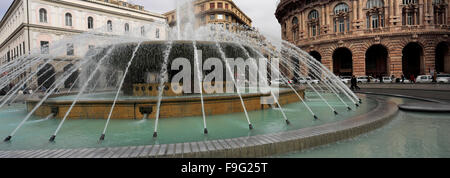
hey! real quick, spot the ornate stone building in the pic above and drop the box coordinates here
[276,0,450,78]
[0,0,166,86]
[164,0,252,31]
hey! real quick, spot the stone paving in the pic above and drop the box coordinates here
[0,96,399,158]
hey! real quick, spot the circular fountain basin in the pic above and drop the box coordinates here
[0,93,380,153]
[26,87,305,120]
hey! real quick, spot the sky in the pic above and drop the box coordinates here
[0,0,281,40]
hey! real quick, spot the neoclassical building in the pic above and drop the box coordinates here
[0,0,167,85]
[276,0,450,78]
[164,0,252,31]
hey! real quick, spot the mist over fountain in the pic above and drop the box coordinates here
[0,0,363,152]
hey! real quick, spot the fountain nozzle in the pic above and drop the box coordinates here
[249,124,253,130]
[99,134,105,141]
[153,132,158,138]
[359,99,362,104]
[355,103,360,107]
[4,136,12,142]
[313,115,318,120]
[347,107,352,111]
[334,111,339,115]
[49,135,56,142]
[204,128,208,134]
[285,120,291,125]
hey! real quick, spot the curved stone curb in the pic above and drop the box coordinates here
[0,96,398,158]
[355,91,447,104]
[399,103,450,113]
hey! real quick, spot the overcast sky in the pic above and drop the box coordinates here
[0,0,281,40]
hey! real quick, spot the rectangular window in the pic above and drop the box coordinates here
[334,20,337,32]
[88,45,95,49]
[155,28,160,39]
[339,19,345,32]
[67,43,74,56]
[210,3,215,9]
[201,4,205,11]
[367,15,370,29]
[23,42,26,54]
[407,12,413,25]
[7,51,10,62]
[41,41,49,54]
[372,15,378,28]
[225,4,229,9]
[218,3,223,8]
[217,14,224,20]
[210,14,215,20]
[19,44,22,56]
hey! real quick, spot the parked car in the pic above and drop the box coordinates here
[416,75,433,83]
[369,76,380,83]
[298,77,319,84]
[381,77,393,83]
[437,74,450,83]
[272,78,293,85]
[340,76,352,84]
[356,76,369,83]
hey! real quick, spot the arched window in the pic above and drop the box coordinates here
[65,13,72,26]
[308,10,320,37]
[87,17,94,29]
[292,16,299,25]
[292,16,299,41]
[39,8,47,23]
[107,20,112,32]
[333,3,350,33]
[124,23,129,33]
[366,0,385,29]
[402,0,419,25]
[367,0,384,8]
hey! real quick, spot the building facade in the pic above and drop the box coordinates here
[164,0,252,31]
[276,0,450,78]
[0,0,167,85]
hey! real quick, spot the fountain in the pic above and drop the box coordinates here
[0,0,400,158]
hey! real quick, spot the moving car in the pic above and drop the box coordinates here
[416,75,433,83]
[437,74,450,83]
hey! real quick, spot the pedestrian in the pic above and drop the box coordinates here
[350,75,360,91]
[401,75,405,83]
[410,74,415,83]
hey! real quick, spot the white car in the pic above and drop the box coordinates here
[340,76,352,84]
[437,74,450,83]
[369,76,380,83]
[271,79,292,85]
[381,77,393,83]
[416,75,433,83]
[299,77,319,84]
[356,76,369,83]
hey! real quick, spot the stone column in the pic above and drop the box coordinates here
[394,0,400,17]
[389,42,404,77]
[419,0,424,25]
[423,42,436,75]
[358,0,363,20]
[389,0,394,25]
[352,0,357,21]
